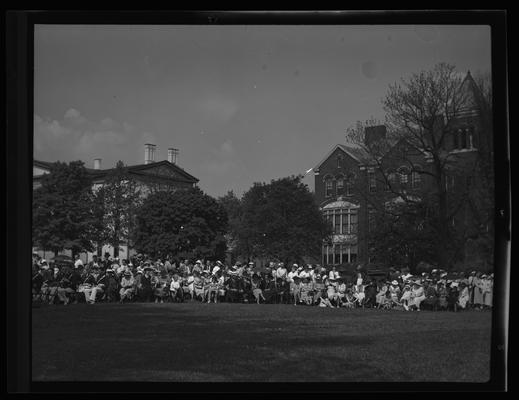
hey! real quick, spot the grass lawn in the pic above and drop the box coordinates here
[32,303,492,382]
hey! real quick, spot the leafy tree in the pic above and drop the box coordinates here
[94,161,142,258]
[238,175,331,264]
[32,161,96,255]
[133,187,228,260]
[217,190,243,262]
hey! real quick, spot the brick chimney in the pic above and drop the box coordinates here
[93,158,102,170]
[167,148,179,164]
[144,144,156,164]
[364,125,387,147]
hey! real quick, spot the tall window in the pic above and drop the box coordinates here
[398,167,410,185]
[350,245,358,264]
[341,245,349,264]
[454,126,475,150]
[325,178,333,197]
[368,172,376,192]
[334,210,341,234]
[336,176,344,196]
[334,245,341,264]
[337,154,343,168]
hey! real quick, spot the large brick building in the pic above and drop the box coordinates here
[313,71,493,269]
[33,144,199,261]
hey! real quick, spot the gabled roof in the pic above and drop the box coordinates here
[33,159,199,183]
[314,143,372,171]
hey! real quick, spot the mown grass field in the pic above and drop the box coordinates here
[32,302,492,382]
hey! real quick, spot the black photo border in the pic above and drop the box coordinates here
[6,9,510,393]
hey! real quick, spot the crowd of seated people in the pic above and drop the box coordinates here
[31,253,493,311]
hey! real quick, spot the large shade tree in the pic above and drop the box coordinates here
[133,187,228,260]
[238,175,331,264]
[32,161,98,256]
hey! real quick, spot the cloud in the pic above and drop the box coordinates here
[34,109,130,164]
[64,108,87,124]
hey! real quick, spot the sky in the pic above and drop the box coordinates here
[34,24,491,198]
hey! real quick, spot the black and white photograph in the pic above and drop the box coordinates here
[6,10,510,392]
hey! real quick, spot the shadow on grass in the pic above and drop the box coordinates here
[32,303,492,382]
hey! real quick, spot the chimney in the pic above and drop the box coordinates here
[167,148,179,164]
[93,158,102,170]
[364,125,387,147]
[144,143,156,164]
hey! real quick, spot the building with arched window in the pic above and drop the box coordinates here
[313,71,493,270]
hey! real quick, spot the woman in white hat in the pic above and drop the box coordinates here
[482,273,493,309]
[410,281,426,311]
[400,284,412,311]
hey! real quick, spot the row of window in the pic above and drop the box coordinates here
[453,126,476,150]
[323,208,358,235]
[324,169,422,197]
[322,244,358,265]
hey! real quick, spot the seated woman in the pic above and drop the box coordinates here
[410,282,426,311]
[376,281,389,309]
[312,275,326,305]
[343,287,356,309]
[299,277,314,305]
[389,281,401,305]
[119,272,135,303]
[153,270,170,303]
[206,272,222,303]
[399,284,412,311]
[353,283,366,307]
[336,278,347,307]
[457,282,470,310]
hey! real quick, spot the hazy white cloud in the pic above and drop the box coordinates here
[64,108,87,124]
[34,109,129,163]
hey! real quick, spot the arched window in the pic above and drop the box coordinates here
[324,175,334,197]
[336,175,344,196]
[398,167,410,185]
